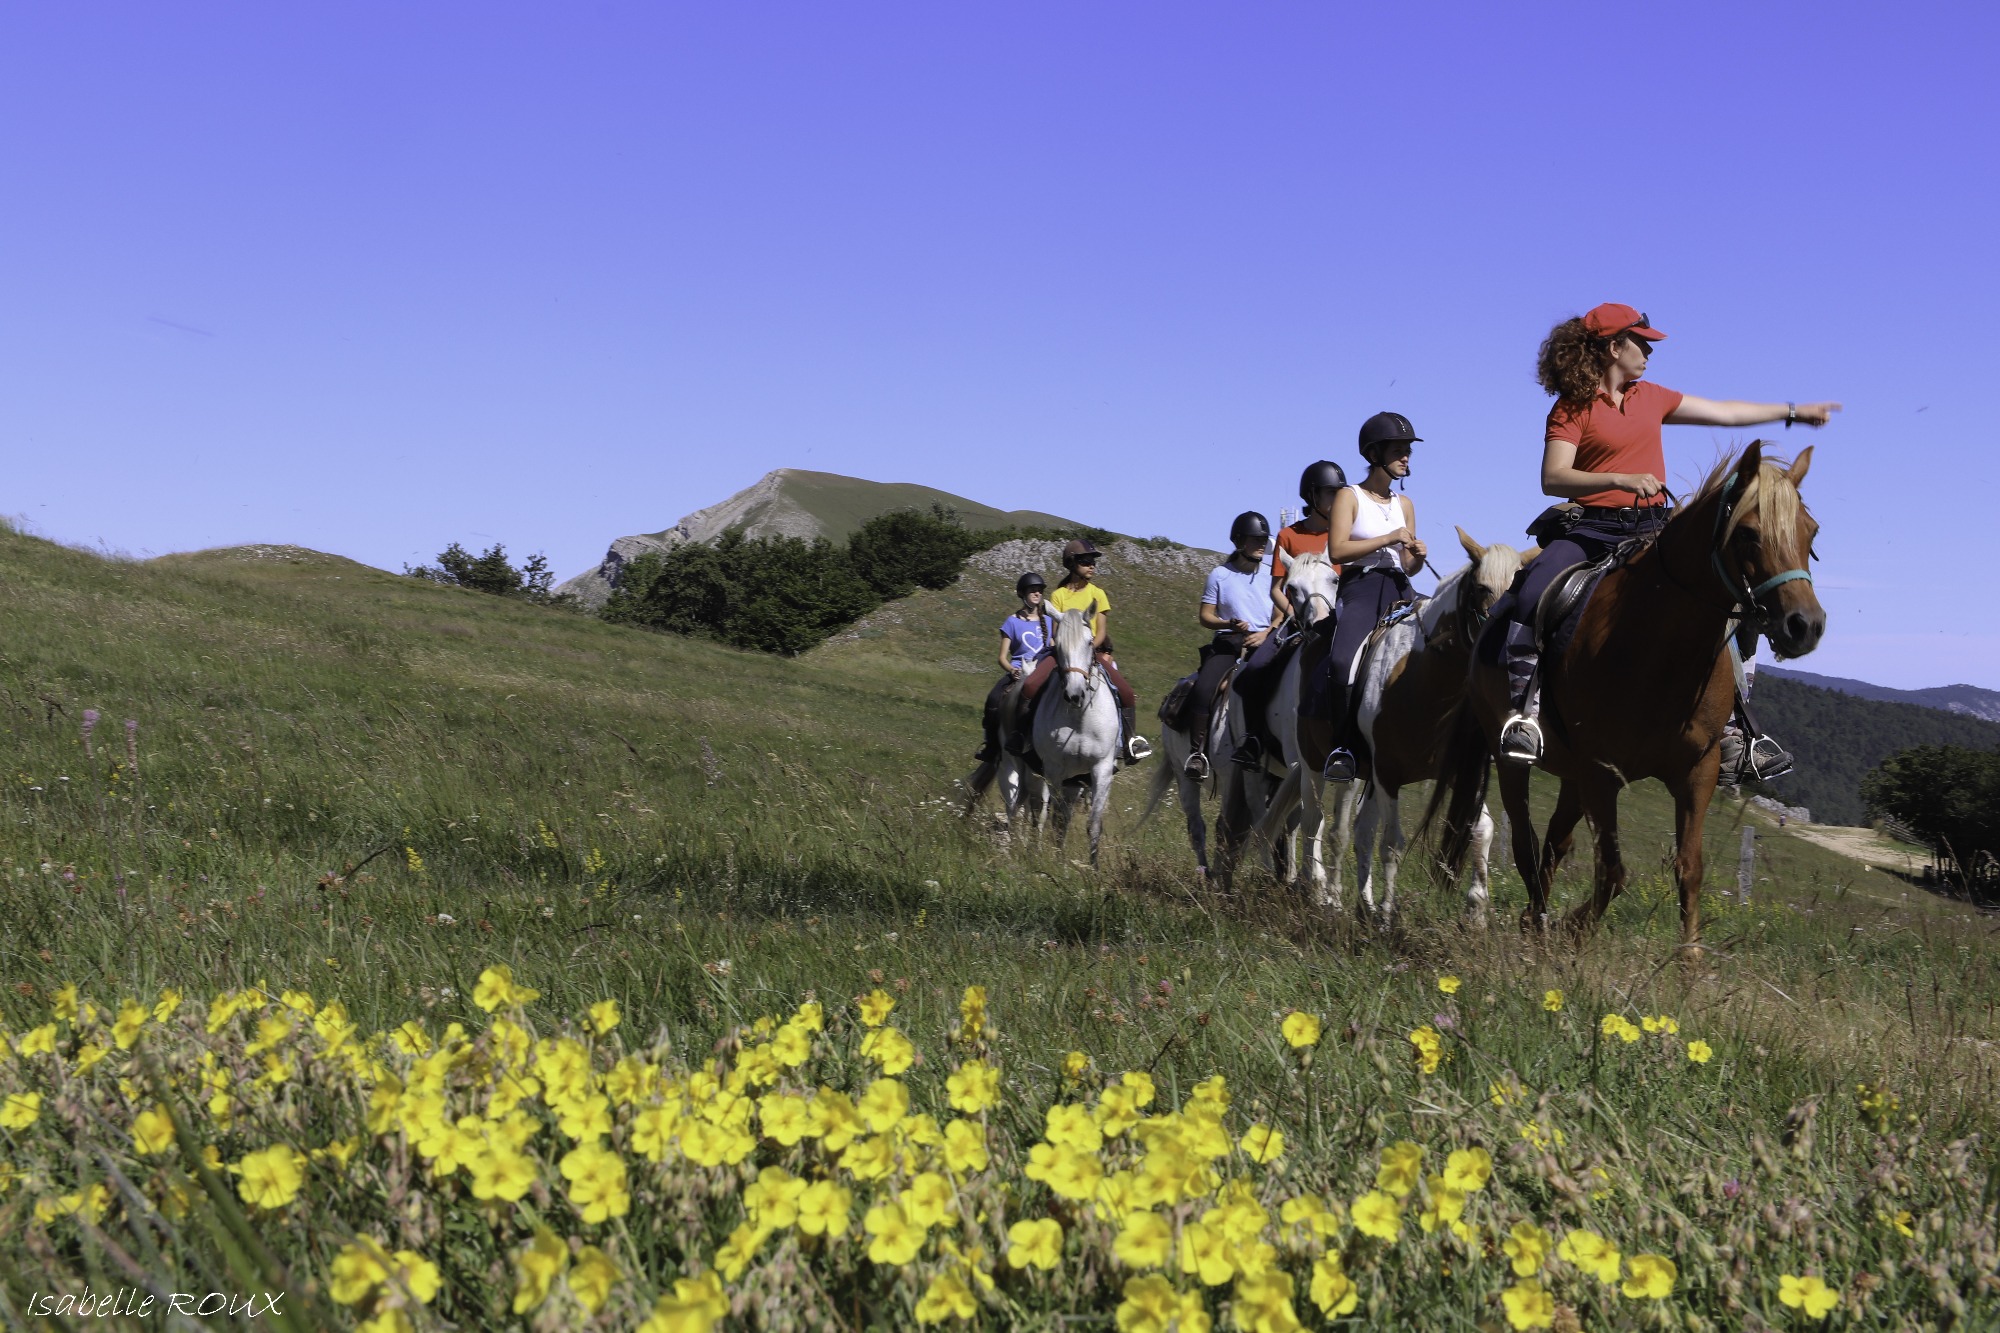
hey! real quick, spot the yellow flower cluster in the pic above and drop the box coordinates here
[0,971,1816,1331]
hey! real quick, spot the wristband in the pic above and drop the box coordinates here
[1785,402,1797,428]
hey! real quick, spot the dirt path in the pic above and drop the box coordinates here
[1778,821,1932,874]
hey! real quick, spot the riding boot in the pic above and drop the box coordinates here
[1231,734,1265,768]
[1120,706,1151,765]
[1497,622,1544,764]
[1320,680,1356,781]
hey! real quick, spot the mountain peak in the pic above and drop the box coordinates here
[557,469,1088,607]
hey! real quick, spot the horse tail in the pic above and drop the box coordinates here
[1139,734,1177,825]
[1417,698,1490,881]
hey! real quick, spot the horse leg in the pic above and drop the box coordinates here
[1182,772,1210,877]
[1049,776,1078,852]
[1320,777,1355,911]
[1352,786,1380,923]
[1087,763,1114,869]
[1300,768,1331,903]
[1538,781,1584,920]
[1671,769,1718,951]
[1495,763,1543,931]
[1378,789,1405,928]
[1563,779,1625,934]
[1465,803,1494,928]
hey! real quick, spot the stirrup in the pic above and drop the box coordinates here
[1184,751,1211,781]
[1125,736,1153,763]
[1746,734,1794,782]
[973,741,998,763]
[1498,715,1543,764]
[1322,748,1356,783]
[1231,736,1265,768]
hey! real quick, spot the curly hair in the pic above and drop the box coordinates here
[1535,316,1619,405]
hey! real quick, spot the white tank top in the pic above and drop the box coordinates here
[1346,487,1406,573]
[1347,486,1404,543]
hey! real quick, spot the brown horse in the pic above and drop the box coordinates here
[1426,442,1824,947]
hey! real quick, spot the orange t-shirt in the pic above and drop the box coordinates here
[1270,524,1335,580]
[1545,380,1685,508]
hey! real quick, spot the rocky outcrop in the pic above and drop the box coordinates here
[557,471,824,608]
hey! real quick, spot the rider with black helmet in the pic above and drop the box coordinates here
[1182,511,1278,780]
[973,571,1053,763]
[1314,412,1428,782]
[1012,539,1151,764]
[1271,460,1347,625]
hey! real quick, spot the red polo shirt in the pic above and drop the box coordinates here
[1545,380,1685,508]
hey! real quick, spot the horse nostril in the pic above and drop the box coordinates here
[1785,611,1819,647]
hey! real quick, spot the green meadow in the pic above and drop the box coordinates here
[2,521,1995,1330]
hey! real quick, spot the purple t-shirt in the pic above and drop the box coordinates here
[1001,612,1053,671]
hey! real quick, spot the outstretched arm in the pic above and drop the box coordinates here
[1667,396,1842,428]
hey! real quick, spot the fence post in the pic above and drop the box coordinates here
[1737,826,1756,905]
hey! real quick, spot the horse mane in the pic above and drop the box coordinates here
[1688,447,1810,568]
[1051,607,1095,663]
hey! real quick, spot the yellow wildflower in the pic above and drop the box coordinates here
[1280,1011,1321,1048]
[1115,1211,1174,1268]
[1623,1253,1677,1299]
[233,1144,306,1210]
[857,988,896,1027]
[588,999,620,1034]
[946,1059,1000,1113]
[799,1180,853,1237]
[864,1200,925,1265]
[18,1024,58,1057]
[1310,1254,1359,1317]
[1557,1228,1622,1283]
[511,1228,568,1313]
[1502,1278,1555,1330]
[1408,1025,1443,1074]
[1007,1217,1064,1270]
[860,1026,915,1074]
[916,1272,978,1322]
[132,1106,176,1156]
[1687,1039,1713,1064]
[1117,1274,1211,1333]
[1779,1274,1839,1319]
[565,1246,619,1315]
[1443,1146,1492,1192]
[559,1142,631,1224]
[0,1092,42,1129]
[1542,989,1563,1012]
[112,999,148,1050]
[944,1118,990,1174]
[1178,1220,1236,1286]
[1351,1190,1402,1242]
[1438,975,1461,995]
[1503,1221,1549,1276]
[1376,1141,1424,1197]
[1239,1123,1284,1164]
[637,1272,729,1333]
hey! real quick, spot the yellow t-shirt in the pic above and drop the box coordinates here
[1048,583,1110,619]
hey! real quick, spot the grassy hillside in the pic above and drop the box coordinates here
[1751,674,2000,825]
[2,523,1995,1327]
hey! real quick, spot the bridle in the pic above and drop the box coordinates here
[1709,470,1812,631]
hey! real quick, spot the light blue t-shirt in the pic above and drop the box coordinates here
[1202,562,1273,632]
[1001,612,1054,671]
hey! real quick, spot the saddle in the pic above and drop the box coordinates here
[1531,536,1653,663]
[1158,672,1200,729]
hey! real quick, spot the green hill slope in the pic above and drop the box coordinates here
[696,468,1087,544]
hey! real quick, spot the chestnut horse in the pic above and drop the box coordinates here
[1425,443,1824,946]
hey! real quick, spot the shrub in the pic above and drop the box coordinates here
[405,543,557,602]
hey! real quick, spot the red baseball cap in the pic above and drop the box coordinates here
[1582,302,1666,341]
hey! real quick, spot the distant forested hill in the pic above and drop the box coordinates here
[1752,675,2000,825]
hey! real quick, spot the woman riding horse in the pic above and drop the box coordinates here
[974,571,1052,763]
[1013,539,1151,765]
[1183,511,1278,782]
[1496,304,1841,770]
[1317,412,1428,783]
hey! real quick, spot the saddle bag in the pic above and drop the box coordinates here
[1524,503,1583,547]
[1158,672,1200,729]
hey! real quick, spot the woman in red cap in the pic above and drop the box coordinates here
[1496,304,1840,769]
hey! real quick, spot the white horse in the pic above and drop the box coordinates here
[1008,608,1121,867]
[1145,551,1341,885]
[1261,531,1525,925]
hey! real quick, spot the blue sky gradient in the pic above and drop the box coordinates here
[3,2,1994,686]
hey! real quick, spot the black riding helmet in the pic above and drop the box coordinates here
[1299,460,1348,507]
[1358,411,1422,463]
[1015,571,1047,597]
[1229,511,1271,546]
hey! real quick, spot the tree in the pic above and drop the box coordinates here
[406,543,558,602]
[602,529,875,656]
[1861,744,2000,895]
[845,506,986,601]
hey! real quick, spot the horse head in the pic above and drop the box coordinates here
[1698,442,1825,659]
[1283,551,1340,631]
[1421,530,1528,645]
[1051,608,1098,702]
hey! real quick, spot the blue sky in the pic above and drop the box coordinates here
[3,2,1994,688]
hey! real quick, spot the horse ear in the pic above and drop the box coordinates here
[1456,526,1484,562]
[1786,445,1814,486]
[1520,545,1542,563]
[1732,440,1765,488]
